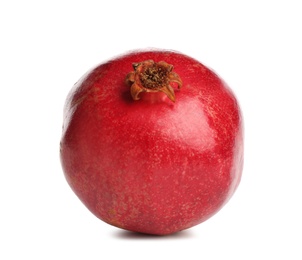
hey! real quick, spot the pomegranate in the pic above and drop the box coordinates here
[60,49,244,235]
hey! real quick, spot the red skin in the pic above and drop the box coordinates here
[60,50,244,235]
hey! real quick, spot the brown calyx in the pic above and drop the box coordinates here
[125,60,182,102]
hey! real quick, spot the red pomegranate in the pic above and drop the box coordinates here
[60,49,244,235]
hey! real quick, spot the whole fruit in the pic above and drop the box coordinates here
[60,49,244,235]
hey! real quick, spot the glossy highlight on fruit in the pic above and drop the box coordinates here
[60,49,244,235]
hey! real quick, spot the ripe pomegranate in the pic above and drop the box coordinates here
[60,49,244,235]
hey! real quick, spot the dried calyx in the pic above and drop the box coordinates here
[125,60,182,102]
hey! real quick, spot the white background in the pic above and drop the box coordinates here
[1,0,301,259]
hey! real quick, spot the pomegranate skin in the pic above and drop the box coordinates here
[60,49,244,235]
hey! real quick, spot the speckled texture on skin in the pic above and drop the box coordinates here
[60,49,244,235]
